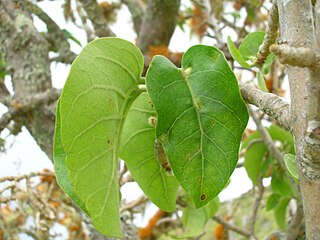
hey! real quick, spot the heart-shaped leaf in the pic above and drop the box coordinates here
[120,93,179,211]
[146,45,249,208]
[56,37,144,237]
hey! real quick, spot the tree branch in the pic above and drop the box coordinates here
[24,0,77,64]
[0,88,60,133]
[270,45,320,68]
[248,106,286,170]
[247,177,264,237]
[0,80,11,105]
[286,204,305,240]
[240,83,291,132]
[256,0,279,64]
[78,0,115,38]
[212,215,252,238]
[121,0,145,34]
[138,0,180,54]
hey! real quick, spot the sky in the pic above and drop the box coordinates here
[0,0,270,232]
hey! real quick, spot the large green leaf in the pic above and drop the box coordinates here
[120,93,179,211]
[146,45,249,208]
[182,197,219,237]
[57,38,144,237]
[53,100,88,214]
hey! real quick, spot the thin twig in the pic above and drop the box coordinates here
[248,106,286,169]
[0,171,55,183]
[247,177,264,238]
[120,195,148,212]
[212,215,252,238]
[256,0,279,64]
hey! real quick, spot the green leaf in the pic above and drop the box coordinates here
[227,36,251,68]
[266,193,281,211]
[239,31,265,61]
[261,53,276,75]
[257,71,269,92]
[57,37,144,237]
[244,141,267,185]
[120,93,179,211]
[53,100,88,214]
[271,169,293,198]
[146,45,249,208]
[182,197,219,237]
[284,154,299,182]
[268,125,295,154]
[63,29,82,47]
[274,197,290,230]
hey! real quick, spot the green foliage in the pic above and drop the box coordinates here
[284,154,299,182]
[257,71,268,92]
[55,38,144,238]
[53,100,89,215]
[243,125,295,186]
[0,51,6,79]
[266,193,281,211]
[120,93,179,211]
[54,38,249,237]
[227,36,251,68]
[146,45,248,208]
[181,197,219,237]
[244,141,267,185]
[238,31,265,62]
[274,197,290,230]
[227,31,276,92]
[63,29,82,47]
[271,168,294,198]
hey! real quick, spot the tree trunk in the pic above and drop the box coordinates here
[277,0,320,238]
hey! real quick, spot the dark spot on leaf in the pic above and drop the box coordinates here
[107,139,111,144]
[201,194,206,200]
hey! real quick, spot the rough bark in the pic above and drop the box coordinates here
[0,0,55,158]
[78,0,115,38]
[240,83,291,132]
[277,0,320,238]
[138,0,180,54]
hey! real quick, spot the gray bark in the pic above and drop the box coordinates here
[277,0,320,238]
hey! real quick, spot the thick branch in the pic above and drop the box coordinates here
[78,0,115,38]
[277,0,320,237]
[138,0,180,54]
[25,1,76,64]
[121,0,144,34]
[240,83,291,132]
[270,45,320,68]
[256,0,279,64]
[0,88,60,133]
